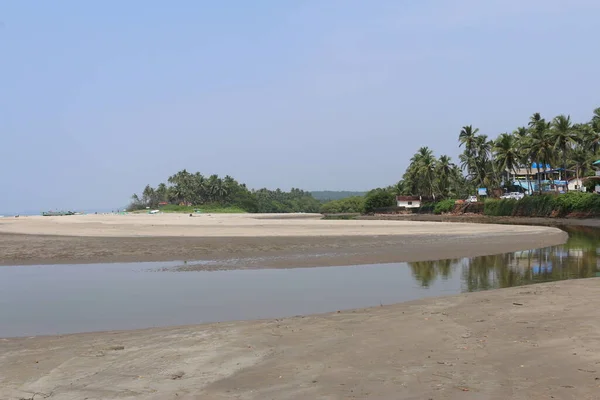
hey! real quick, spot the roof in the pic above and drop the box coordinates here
[531,163,552,169]
[396,196,421,201]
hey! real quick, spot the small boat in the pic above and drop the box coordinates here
[42,211,76,216]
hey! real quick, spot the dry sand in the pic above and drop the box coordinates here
[2,213,596,399]
[0,213,567,266]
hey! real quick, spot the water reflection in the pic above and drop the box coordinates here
[409,226,600,291]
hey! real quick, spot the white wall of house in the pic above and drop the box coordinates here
[568,179,585,192]
[397,200,421,208]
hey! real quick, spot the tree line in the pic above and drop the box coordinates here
[322,106,600,215]
[129,169,321,213]
[399,107,600,198]
[130,107,599,214]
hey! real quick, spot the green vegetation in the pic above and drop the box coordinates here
[157,204,247,214]
[483,198,518,217]
[311,191,366,201]
[319,196,365,214]
[400,148,470,199]
[130,107,600,216]
[321,214,359,220]
[484,192,600,217]
[433,199,457,215]
[363,188,396,213]
[128,170,320,213]
[395,107,600,198]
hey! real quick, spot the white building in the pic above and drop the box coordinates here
[568,178,586,192]
[396,196,421,208]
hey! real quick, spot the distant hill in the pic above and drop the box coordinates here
[311,191,366,201]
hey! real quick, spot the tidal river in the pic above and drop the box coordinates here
[0,226,598,337]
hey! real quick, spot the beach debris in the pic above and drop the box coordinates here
[104,345,125,351]
[512,302,524,306]
[170,371,185,380]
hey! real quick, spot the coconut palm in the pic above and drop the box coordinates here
[494,133,519,185]
[458,125,479,178]
[527,121,555,194]
[473,134,496,188]
[514,127,534,194]
[404,147,438,197]
[569,147,592,191]
[436,155,455,198]
[551,114,579,188]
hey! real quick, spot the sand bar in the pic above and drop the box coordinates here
[0,213,567,266]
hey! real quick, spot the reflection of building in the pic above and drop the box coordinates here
[508,248,560,273]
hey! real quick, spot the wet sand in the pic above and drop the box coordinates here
[1,279,599,400]
[360,213,600,227]
[0,214,567,267]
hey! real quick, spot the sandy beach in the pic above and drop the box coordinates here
[3,213,598,399]
[0,213,567,266]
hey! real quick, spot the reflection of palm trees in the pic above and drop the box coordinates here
[408,226,600,291]
[458,226,600,292]
[408,259,460,287]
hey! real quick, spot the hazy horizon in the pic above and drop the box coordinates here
[2,1,599,214]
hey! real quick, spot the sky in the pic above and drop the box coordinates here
[1,0,599,213]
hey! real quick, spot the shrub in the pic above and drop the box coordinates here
[433,199,456,215]
[484,192,600,218]
[484,198,517,216]
[320,196,365,214]
[364,188,396,213]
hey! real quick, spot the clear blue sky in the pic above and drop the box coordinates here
[1,1,599,213]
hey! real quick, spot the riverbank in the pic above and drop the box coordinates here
[359,213,600,227]
[0,214,566,266]
[2,278,599,399]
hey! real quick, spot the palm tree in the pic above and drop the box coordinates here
[551,114,578,188]
[392,180,407,196]
[474,135,495,188]
[156,183,168,203]
[419,147,438,197]
[592,107,600,125]
[494,132,519,186]
[514,127,534,194]
[569,147,591,191]
[404,147,438,197]
[458,125,479,178]
[436,155,454,198]
[528,121,554,194]
[459,125,479,150]
[580,117,600,156]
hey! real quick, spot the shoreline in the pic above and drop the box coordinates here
[359,212,600,227]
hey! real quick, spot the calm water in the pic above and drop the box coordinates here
[1,226,599,337]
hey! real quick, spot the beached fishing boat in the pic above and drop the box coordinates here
[42,211,76,216]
